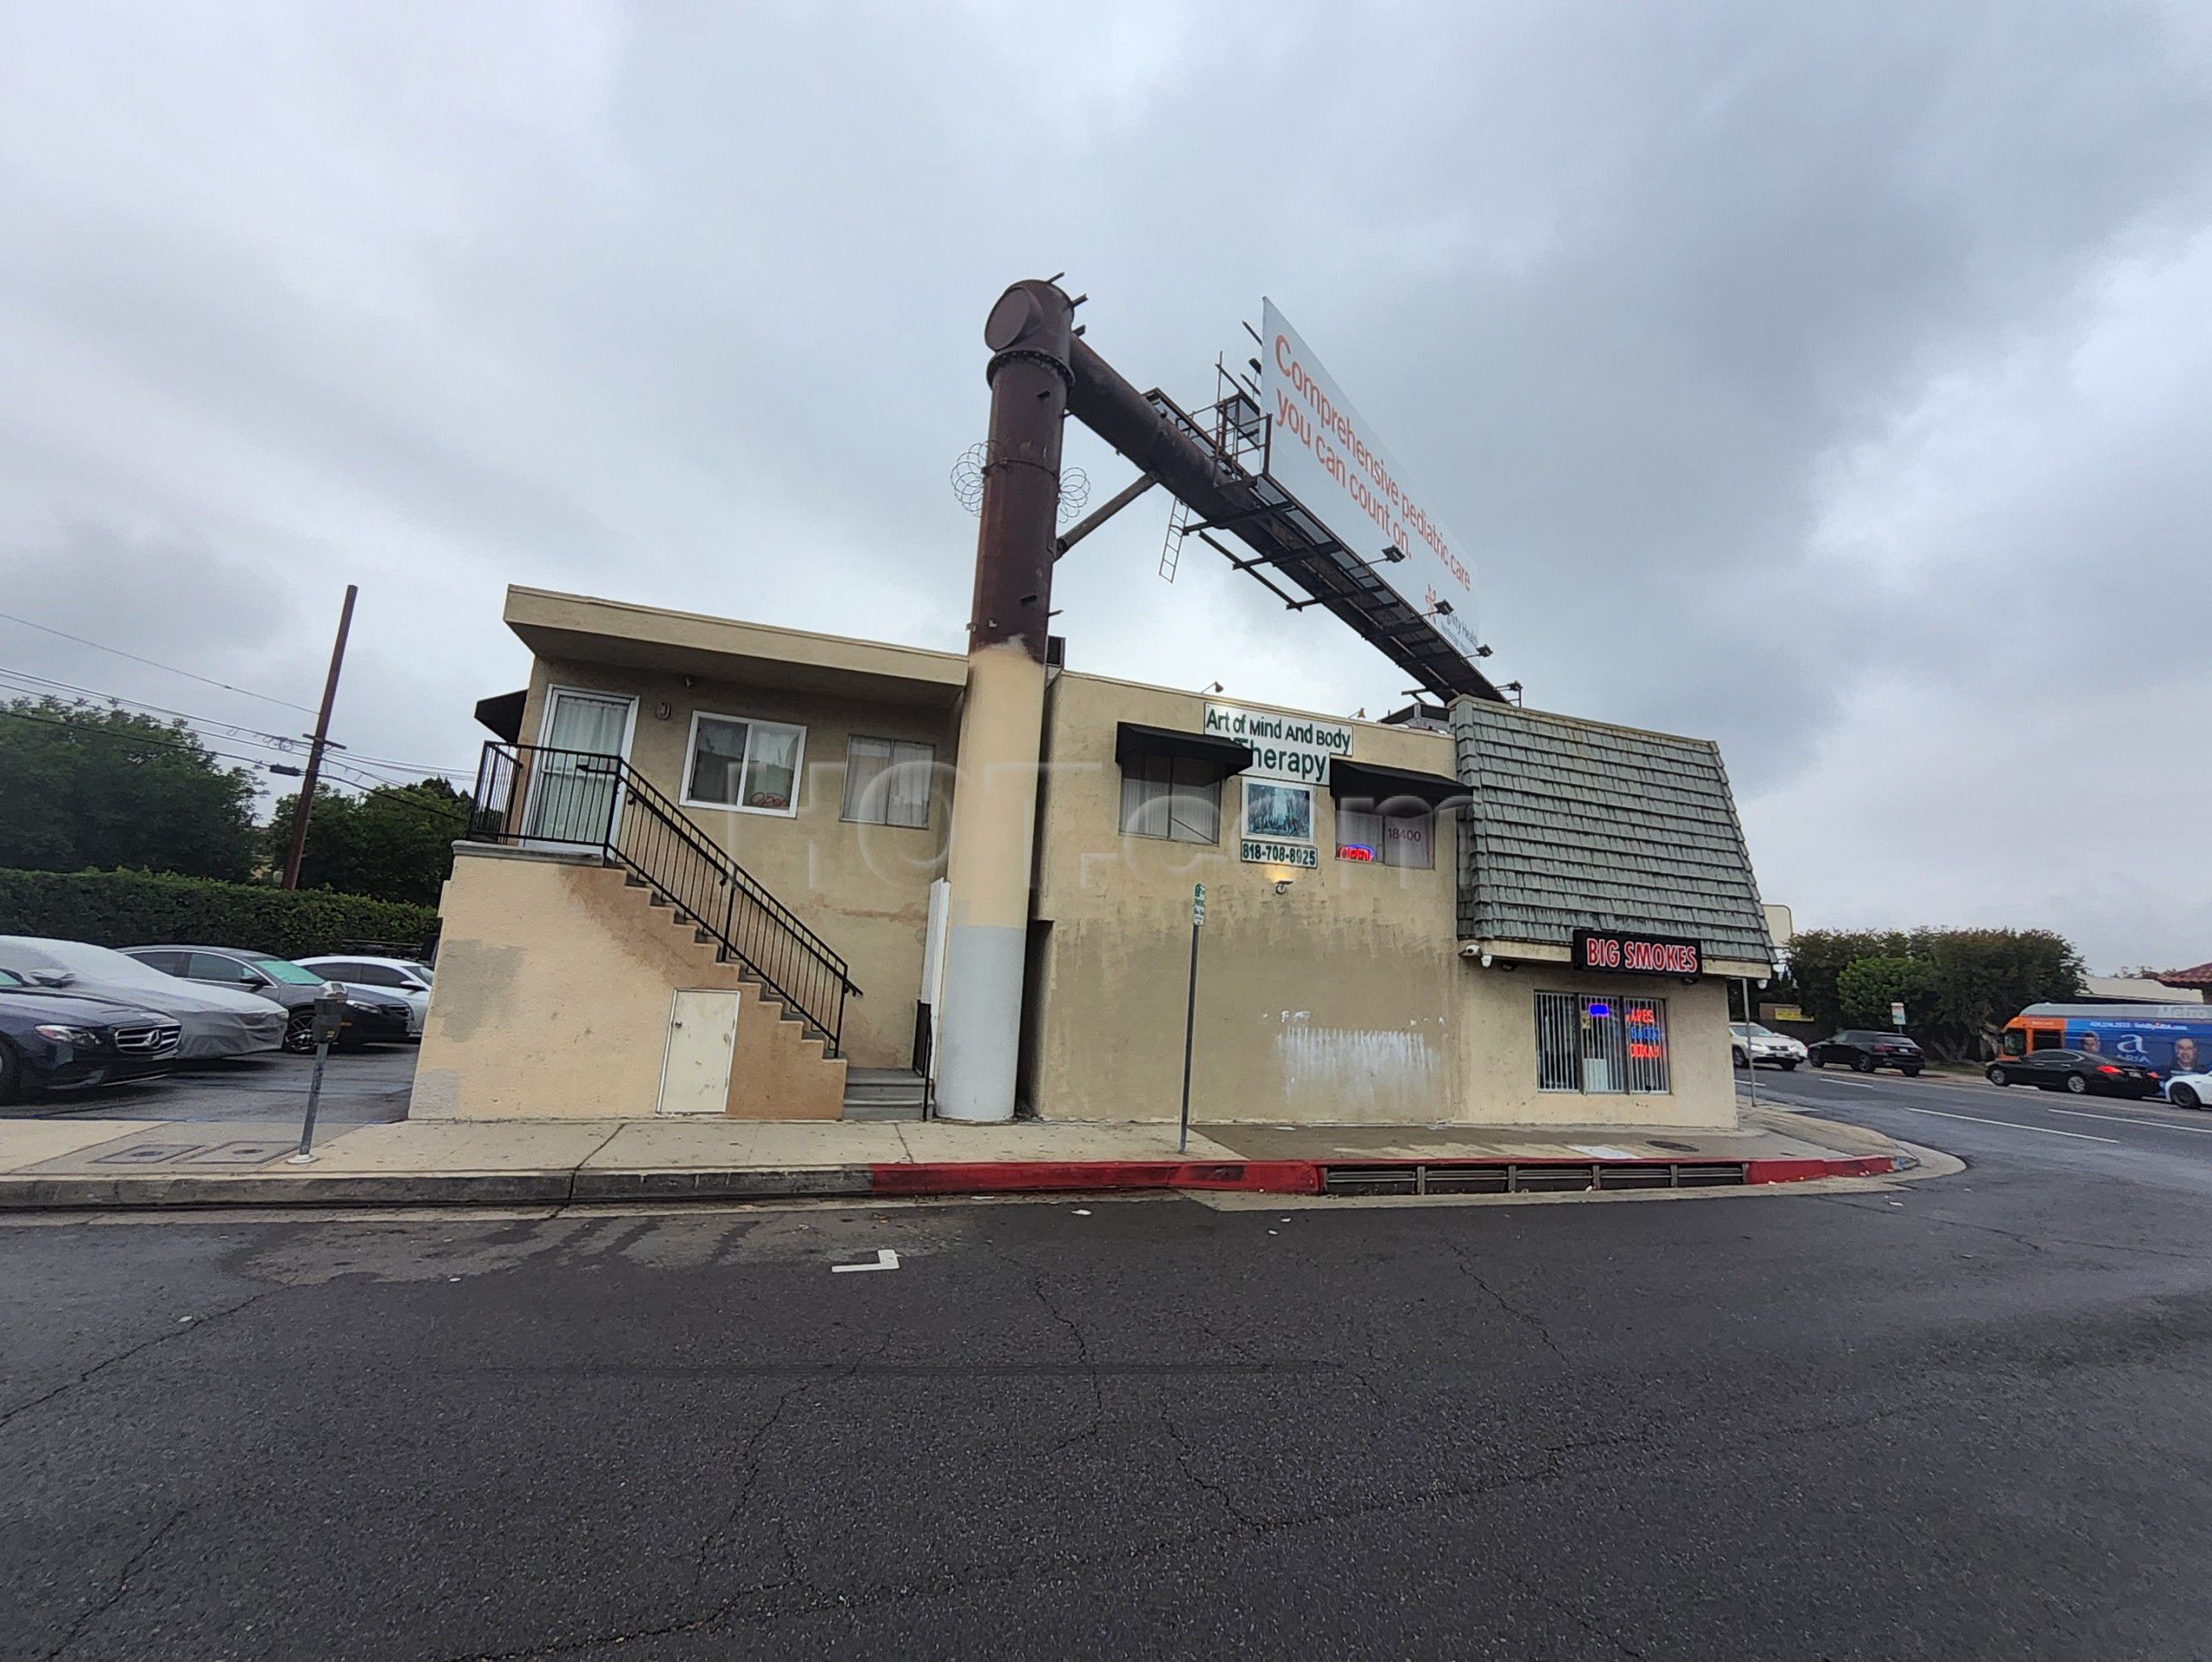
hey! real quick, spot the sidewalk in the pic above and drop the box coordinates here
[0,1106,1910,1211]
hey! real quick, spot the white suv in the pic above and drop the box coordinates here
[1731,1022,1807,1070]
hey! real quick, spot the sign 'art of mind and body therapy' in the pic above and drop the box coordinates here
[1203,702,1351,869]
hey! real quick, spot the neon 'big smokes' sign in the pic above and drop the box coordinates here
[1571,928,1703,978]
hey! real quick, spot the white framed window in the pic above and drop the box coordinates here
[1119,755,1222,844]
[1240,777,1314,844]
[1535,992,1671,1094]
[842,735,934,829]
[682,711,806,816]
[1335,804,1436,868]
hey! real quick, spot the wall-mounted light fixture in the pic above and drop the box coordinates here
[654,700,673,721]
[1380,543,1408,564]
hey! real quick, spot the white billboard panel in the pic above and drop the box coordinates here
[1259,298,1479,664]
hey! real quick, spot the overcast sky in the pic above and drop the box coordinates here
[3,2,2208,971]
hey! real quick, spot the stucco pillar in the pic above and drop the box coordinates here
[935,281,1074,1123]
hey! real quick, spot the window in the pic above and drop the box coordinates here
[1335,803,1435,868]
[842,735,934,828]
[1120,755,1222,844]
[683,713,805,815]
[188,952,259,984]
[130,951,188,976]
[1535,992,1671,1094]
[251,958,329,986]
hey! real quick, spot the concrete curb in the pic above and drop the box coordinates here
[0,1151,1896,1211]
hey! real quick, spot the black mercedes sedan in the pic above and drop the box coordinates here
[1807,1030,1925,1075]
[1986,1048,2159,1098]
[0,966,182,1103]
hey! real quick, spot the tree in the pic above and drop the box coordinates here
[1781,927,2083,1060]
[1837,956,1938,1028]
[264,777,468,907]
[0,696,257,880]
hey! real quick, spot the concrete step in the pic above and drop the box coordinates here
[843,1067,926,1120]
[841,1099,925,1123]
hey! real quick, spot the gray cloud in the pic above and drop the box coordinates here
[1,0,2206,968]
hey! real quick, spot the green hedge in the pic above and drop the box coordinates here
[0,867,437,961]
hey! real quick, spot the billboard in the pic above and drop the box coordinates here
[1260,299,1479,665]
[2061,1016,2209,1077]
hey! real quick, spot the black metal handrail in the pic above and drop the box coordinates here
[469,741,858,1054]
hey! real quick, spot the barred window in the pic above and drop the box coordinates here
[1535,992,1671,1094]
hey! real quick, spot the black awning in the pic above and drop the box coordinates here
[1328,757,1466,810]
[474,690,527,742]
[1114,722,1254,774]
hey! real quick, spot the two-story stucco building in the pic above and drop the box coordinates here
[409,584,1775,1132]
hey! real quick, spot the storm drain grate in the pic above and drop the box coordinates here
[1320,1161,1750,1196]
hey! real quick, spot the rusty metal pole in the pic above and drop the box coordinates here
[934,281,1074,1123]
[281,583,357,891]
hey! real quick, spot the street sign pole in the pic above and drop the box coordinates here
[1179,884,1205,1154]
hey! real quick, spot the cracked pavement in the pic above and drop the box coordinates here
[4,1089,2212,1660]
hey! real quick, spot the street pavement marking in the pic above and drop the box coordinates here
[831,1248,901,1273]
[1876,1104,2117,1143]
[2046,1106,2212,1135]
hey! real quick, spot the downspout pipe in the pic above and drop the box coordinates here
[934,280,1075,1124]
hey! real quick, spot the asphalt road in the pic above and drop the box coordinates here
[4,1086,2210,1659]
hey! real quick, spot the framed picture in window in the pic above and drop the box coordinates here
[1241,777,1313,843]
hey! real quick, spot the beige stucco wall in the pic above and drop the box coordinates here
[1025,672,1738,1128]
[411,848,844,1120]
[517,656,955,1068]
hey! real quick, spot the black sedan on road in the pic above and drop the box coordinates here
[0,966,182,1103]
[1986,1048,2159,1098]
[1808,1030,1926,1075]
[120,946,414,1053]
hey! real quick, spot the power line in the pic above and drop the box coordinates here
[0,610,321,715]
[0,704,294,774]
[0,666,303,751]
[0,662,469,783]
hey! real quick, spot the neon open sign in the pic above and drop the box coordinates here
[1571,928,1703,978]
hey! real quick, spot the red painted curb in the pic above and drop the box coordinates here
[868,1153,1894,1197]
[1744,1155,1896,1184]
[868,1160,1324,1196]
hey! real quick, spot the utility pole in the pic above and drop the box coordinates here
[281,583,358,890]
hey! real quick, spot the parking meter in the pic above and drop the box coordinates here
[289,982,350,1163]
[309,981,348,1048]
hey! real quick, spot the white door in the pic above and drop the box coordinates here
[525,689,636,844]
[657,990,741,1116]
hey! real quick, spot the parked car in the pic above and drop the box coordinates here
[293,955,433,1038]
[120,946,414,1053]
[1808,1030,1925,1075]
[2161,1070,2211,1111]
[1985,1048,2158,1098]
[0,965,182,1103]
[1730,1022,1805,1069]
[0,937,286,1060]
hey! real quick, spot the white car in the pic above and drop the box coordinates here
[293,955,433,1038]
[0,936,288,1060]
[2164,1071,2212,1111]
[1730,1022,1807,1070]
